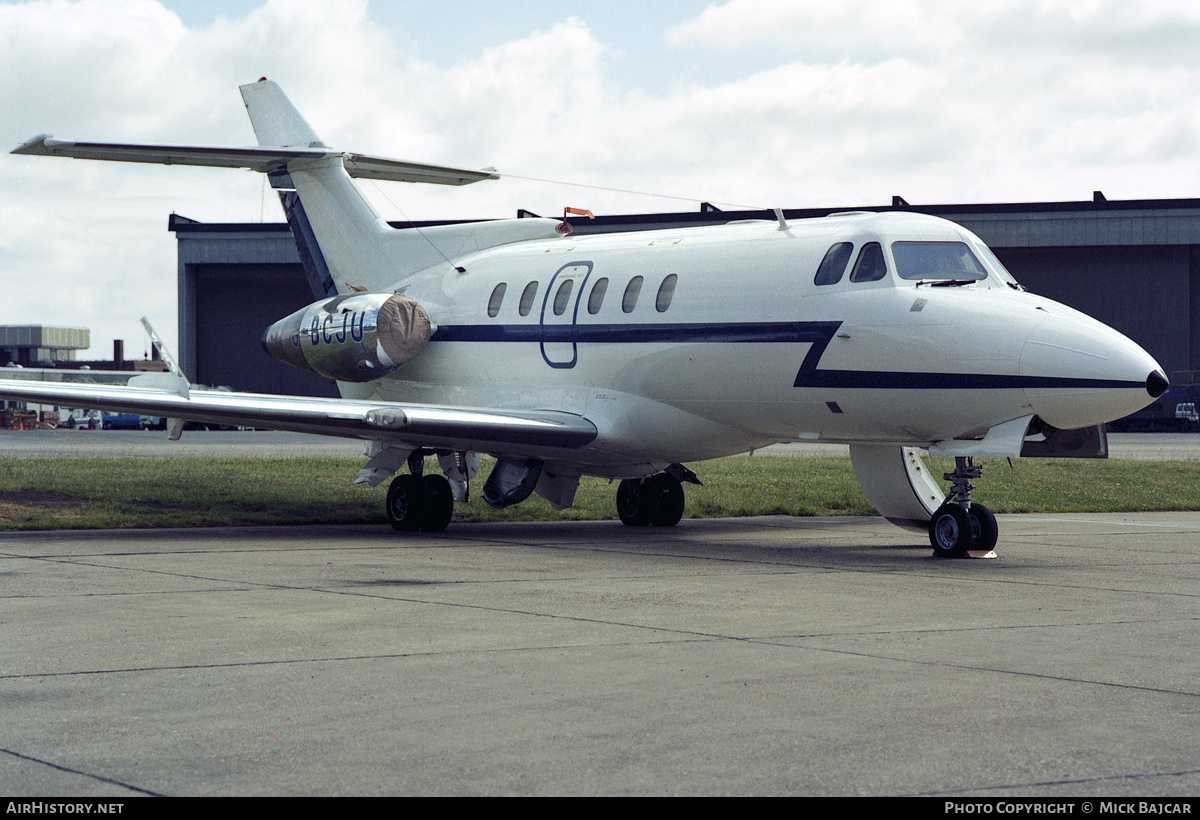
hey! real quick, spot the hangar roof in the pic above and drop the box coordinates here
[169,193,1200,255]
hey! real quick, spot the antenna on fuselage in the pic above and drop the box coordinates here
[773,208,789,231]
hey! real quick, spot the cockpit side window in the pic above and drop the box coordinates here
[849,242,887,282]
[814,242,854,285]
[975,243,1023,289]
[891,241,988,282]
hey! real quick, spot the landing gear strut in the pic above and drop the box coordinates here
[928,457,998,559]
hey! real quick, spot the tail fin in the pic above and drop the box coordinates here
[241,79,392,298]
[240,79,327,149]
[13,80,562,296]
[238,80,564,299]
[238,80,339,299]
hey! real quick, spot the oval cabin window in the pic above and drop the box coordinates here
[622,276,643,313]
[518,281,538,316]
[656,274,678,312]
[588,278,609,314]
[487,283,507,317]
[552,279,574,316]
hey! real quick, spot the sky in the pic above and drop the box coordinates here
[2,0,1200,358]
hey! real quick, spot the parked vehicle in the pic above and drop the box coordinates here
[1108,385,1200,432]
[62,410,102,429]
[101,413,146,430]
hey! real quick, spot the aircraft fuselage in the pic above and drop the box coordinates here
[349,210,1161,478]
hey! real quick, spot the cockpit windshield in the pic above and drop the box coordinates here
[891,241,988,282]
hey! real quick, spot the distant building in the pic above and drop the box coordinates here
[0,326,89,367]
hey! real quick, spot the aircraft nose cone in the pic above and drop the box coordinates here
[1020,308,1166,430]
[1147,369,1169,398]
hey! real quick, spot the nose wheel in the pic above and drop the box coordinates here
[928,457,998,558]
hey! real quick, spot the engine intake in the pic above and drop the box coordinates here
[262,292,432,382]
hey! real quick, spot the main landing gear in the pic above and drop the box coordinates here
[386,473,454,532]
[382,455,699,533]
[928,457,999,559]
[385,452,455,532]
[616,473,687,527]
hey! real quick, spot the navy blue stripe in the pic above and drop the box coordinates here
[429,320,1144,391]
[431,321,836,344]
[793,370,1144,390]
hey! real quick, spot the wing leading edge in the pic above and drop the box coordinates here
[0,378,597,452]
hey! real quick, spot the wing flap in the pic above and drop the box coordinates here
[0,379,596,452]
[11,136,498,186]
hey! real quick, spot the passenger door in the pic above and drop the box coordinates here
[540,262,592,368]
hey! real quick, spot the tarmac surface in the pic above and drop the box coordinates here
[1,431,1199,796]
[2,428,1199,460]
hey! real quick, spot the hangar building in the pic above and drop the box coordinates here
[0,326,89,367]
[170,195,1200,397]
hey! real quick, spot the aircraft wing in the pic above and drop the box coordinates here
[11,135,499,186]
[0,378,596,452]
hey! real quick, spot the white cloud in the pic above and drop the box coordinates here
[0,0,404,355]
[3,0,1200,356]
[659,0,1200,203]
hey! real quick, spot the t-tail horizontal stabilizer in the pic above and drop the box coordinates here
[10,134,499,186]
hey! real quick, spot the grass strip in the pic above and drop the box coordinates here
[0,454,1197,531]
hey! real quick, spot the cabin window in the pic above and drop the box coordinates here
[891,241,987,282]
[518,281,538,316]
[622,276,643,313]
[656,274,678,312]
[587,278,609,315]
[552,279,574,316]
[487,283,507,317]
[849,243,887,283]
[814,242,854,285]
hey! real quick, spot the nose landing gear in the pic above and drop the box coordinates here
[928,457,999,559]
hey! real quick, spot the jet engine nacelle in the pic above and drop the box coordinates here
[262,292,432,382]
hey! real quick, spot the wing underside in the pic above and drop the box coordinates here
[0,379,597,453]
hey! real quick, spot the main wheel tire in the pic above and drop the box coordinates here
[648,473,685,527]
[420,474,454,532]
[386,474,424,532]
[967,503,998,553]
[929,503,974,558]
[616,478,655,527]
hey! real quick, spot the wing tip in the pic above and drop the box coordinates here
[12,134,52,155]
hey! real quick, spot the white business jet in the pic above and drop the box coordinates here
[2,79,1167,558]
